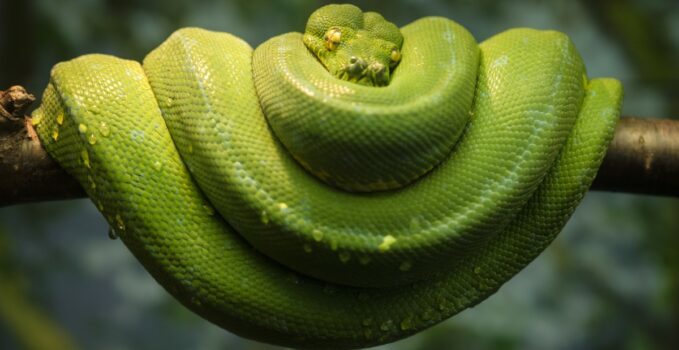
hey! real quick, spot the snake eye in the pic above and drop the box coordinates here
[324,27,342,50]
[390,48,401,67]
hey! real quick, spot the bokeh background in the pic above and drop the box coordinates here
[1,0,678,349]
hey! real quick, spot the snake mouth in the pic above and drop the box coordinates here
[338,56,390,86]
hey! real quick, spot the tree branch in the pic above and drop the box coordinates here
[0,86,84,207]
[0,86,677,207]
[591,117,679,196]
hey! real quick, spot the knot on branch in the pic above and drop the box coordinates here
[0,86,35,134]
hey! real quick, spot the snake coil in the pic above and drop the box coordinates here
[32,4,622,349]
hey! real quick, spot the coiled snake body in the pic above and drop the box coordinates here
[32,4,622,349]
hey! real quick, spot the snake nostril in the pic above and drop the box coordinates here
[345,57,367,77]
[369,63,389,85]
[370,62,385,73]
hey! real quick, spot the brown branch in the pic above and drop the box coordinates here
[0,86,84,207]
[590,117,679,196]
[0,85,677,206]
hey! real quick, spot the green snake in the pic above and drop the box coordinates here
[31,4,623,349]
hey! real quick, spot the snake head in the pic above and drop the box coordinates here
[303,4,403,87]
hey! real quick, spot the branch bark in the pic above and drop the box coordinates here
[591,117,679,196]
[0,86,84,206]
[0,86,677,207]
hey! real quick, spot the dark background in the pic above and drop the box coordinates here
[1,0,678,349]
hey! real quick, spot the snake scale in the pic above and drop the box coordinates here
[31,4,623,349]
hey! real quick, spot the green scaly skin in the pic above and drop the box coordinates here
[31,4,622,349]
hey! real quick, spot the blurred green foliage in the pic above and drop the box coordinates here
[1,0,678,349]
